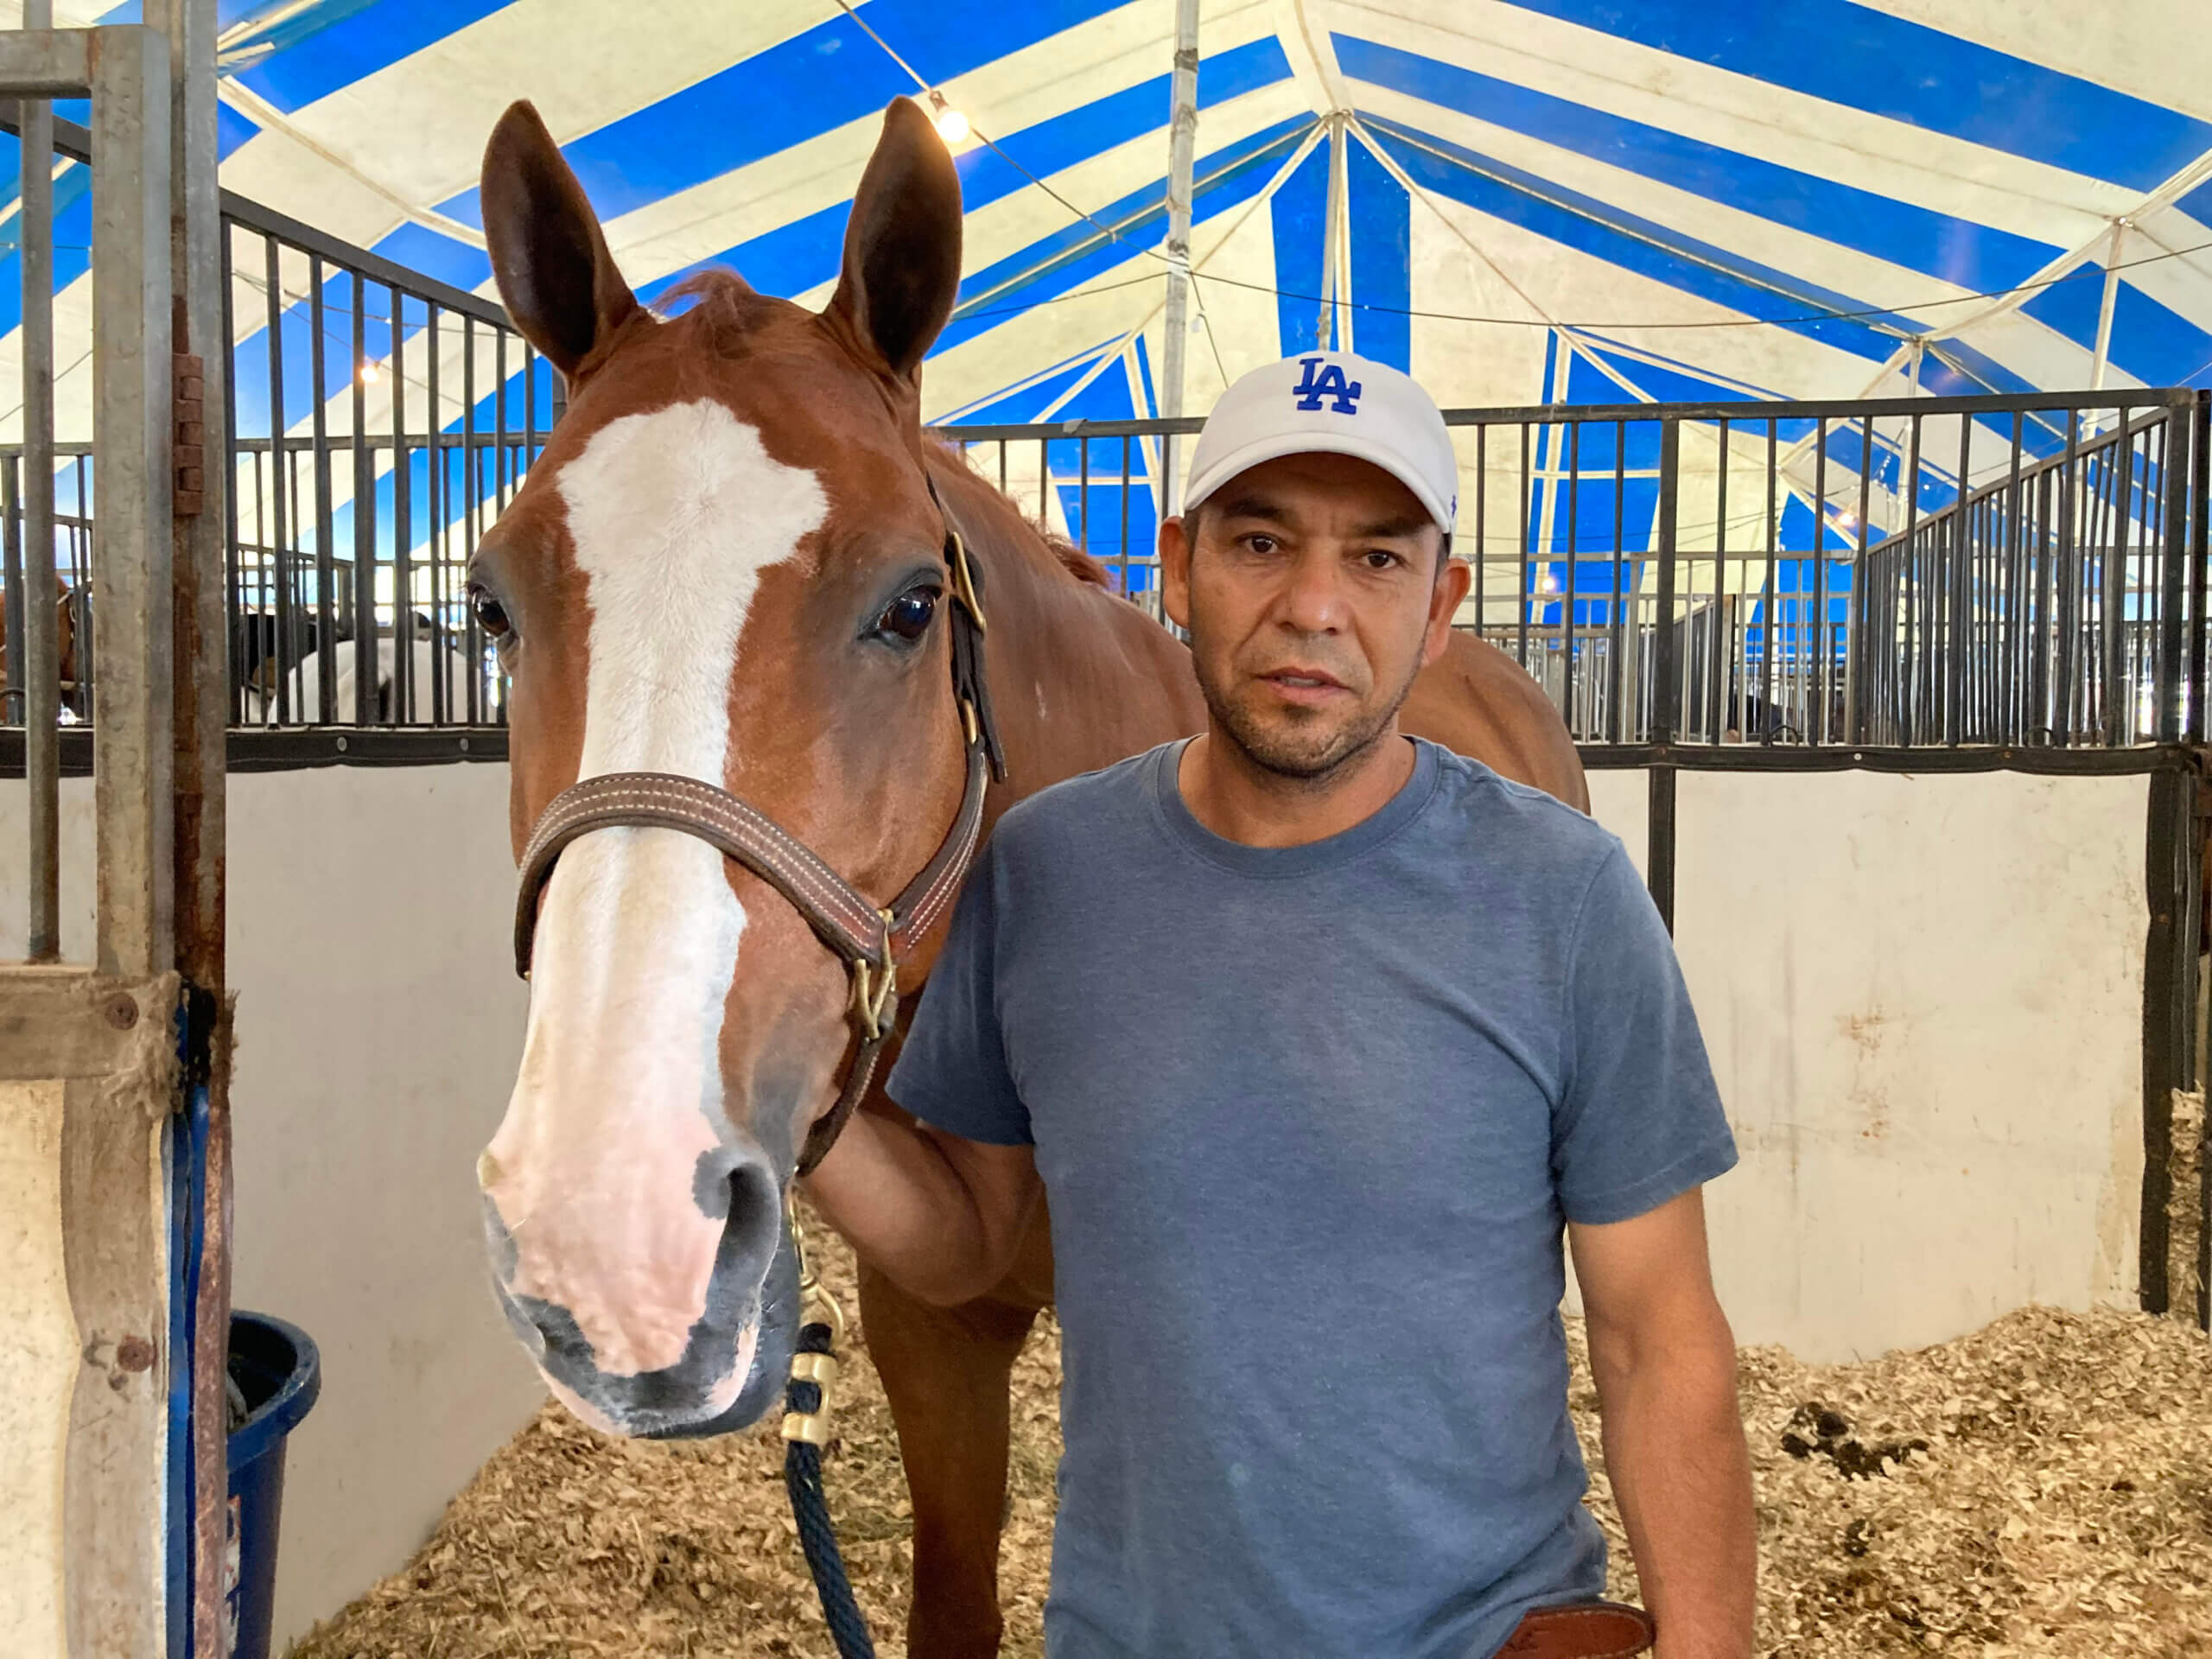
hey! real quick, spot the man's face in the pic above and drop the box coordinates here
[1161,451,1470,781]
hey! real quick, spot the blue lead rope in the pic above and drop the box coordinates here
[781,1212,877,1659]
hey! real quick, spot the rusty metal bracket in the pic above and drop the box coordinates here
[173,349,204,517]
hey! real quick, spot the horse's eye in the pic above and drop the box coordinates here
[876,588,938,644]
[469,584,512,640]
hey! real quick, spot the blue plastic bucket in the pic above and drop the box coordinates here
[225,1312,321,1659]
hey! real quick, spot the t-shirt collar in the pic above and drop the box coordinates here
[1147,734,1443,878]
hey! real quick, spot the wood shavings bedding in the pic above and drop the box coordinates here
[291,1226,2212,1658]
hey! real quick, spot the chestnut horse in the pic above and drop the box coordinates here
[470,97,1586,1656]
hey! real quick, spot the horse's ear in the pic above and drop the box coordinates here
[480,100,639,384]
[824,98,963,384]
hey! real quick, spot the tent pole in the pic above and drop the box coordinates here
[2090,218,2127,392]
[1158,0,1199,516]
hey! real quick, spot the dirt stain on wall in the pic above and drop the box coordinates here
[1839,1006,1893,1141]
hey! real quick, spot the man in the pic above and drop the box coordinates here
[804,350,1756,1658]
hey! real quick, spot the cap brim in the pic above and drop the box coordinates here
[1182,429,1454,537]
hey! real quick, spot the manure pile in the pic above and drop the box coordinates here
[294,1225,2212,1658]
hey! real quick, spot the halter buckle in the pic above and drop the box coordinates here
[946,530,988,635]
[848,910,899,1042]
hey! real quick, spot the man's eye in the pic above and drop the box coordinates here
[1244,535,1279,555]
[875,588,939,643]
[468,584,512,639]
[1363,550,1401,571]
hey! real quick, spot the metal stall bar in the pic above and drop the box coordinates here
[19,10,60,958]
[1562,422,1579,734]
[1609,418,1624,744]
[2106,418,2136,747]
[2156,408,2191,742]
[1118,433,1132,597]
[1648,419,1681,931]
[1812,420,1830,744]
[392,285,414,723]
[428,307,446,724]
[259,234,289,722]
[2049,454,2068,742]
[1947,410,1973,743]
[309,251,334,721]
[2000,413,2024,744]
[350,270,372,725]
[1518,421,1531,671]
[462,316,481,722]
[4,455,22,727]
[1761,417,1777,740]
[219,226,240,727]
[2192,391,2211,748]
[1473,424,1486,639]
[1708,418,1729,745]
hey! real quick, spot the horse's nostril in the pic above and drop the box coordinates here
[476,1148,503,1192]
[720,1157,782,1268]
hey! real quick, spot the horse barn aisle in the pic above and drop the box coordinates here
[287,1217,2212,1659]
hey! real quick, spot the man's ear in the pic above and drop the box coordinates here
[1160,513,1194,632]
[1423,552,1472,665]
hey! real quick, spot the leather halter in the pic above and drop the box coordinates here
[510,479,1008,1176]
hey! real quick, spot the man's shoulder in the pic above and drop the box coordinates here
[1407,747,1637,929]
[1424,747,1618,862]
[985,741,1175,867]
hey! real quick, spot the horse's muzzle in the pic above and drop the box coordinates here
[484,1200,801,1439]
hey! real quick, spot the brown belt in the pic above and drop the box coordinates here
[1498,1599,1656,1658]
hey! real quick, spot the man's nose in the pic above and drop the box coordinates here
[1275,549,1351,633]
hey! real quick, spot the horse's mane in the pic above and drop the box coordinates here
[925,439,1112,589]
[654,269,788,345]
[1031,525,1113,588]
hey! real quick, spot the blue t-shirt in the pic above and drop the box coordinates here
[888,737,1738,1659]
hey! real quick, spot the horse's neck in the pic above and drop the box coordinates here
[939,469,1203,793]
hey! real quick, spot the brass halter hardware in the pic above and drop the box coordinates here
[510,480,1008,1178]
[780,1192,848,1447]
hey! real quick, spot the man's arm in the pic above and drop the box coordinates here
[1568,1186,1756,1659]
[800,1110,1042,1308]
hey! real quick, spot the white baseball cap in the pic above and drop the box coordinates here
[1181,351,1459,538]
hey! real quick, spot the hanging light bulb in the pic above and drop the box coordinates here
[927,88,969,148]
[359,359,382,385]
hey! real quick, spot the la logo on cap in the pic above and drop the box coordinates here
[1292,355,1362,415]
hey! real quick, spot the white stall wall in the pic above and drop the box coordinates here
[0,764,545,1652]
[1570,766,2146,1362]
[226,764,543,1646]
[1584,768,1649,879]
[1674,768,2148,1360]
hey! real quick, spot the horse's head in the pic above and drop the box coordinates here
[469,97,969,1437]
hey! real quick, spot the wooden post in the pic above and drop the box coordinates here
[0,22,181,1659]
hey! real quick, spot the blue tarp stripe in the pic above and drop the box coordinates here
[1493,0,2212,192]
[432,0,1132,232]
[1335,34,2062,296]
[1359,114,1904,362]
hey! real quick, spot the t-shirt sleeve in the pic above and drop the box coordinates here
[1552,842,1738,1225]
[885,837,1034,1147]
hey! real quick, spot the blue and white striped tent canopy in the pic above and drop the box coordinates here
[8,0,2211,577]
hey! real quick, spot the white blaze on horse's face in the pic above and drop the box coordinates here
[479,397,823,1427]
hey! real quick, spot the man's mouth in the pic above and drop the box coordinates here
[1259,667,1351,703]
